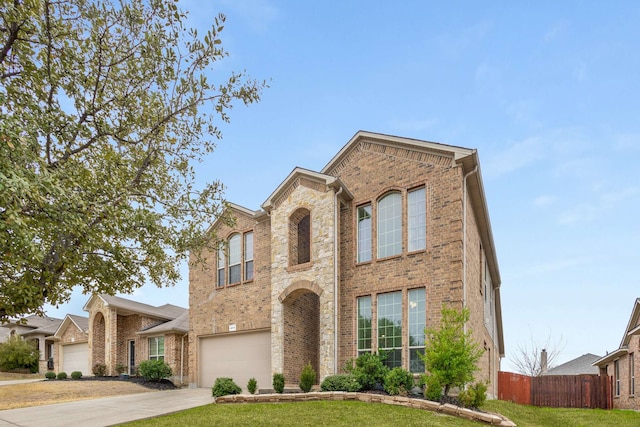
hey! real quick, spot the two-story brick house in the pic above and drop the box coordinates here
[189,131,504,395]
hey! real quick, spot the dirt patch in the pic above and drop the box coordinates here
[0,380,155,410]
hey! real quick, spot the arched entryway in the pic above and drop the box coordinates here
[91,312,106,368]
[280,282,321,385]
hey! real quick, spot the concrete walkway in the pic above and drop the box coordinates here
[0,379,43,386]
[0,387,212,426]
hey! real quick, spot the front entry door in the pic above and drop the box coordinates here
[128,340,136,375]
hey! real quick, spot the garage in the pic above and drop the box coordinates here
[61,342,89,375]
[199,330,271,390]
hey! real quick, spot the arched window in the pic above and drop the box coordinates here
[289,208,311,266]
[228,233,241,284]
[377,192,402,258]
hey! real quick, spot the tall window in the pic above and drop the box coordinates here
[615,359,621,396]
[244,232,254,281]
[630,353,635,396]
[228,234,241,284]
[357,296,372,356]
[377,192,402,258]
[407,187,426,252]
[378,291,402,368]
[357,204,372,263]
[217,245,225,287]
[289,208,311,266]
[149,337,164,361]
[408,288,426,373]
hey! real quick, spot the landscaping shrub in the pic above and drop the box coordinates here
[384,367,414,396]
[92,363,107,377]
[273,373,285,393]
[138,360,172,382]
[320,374,362,392]
[212,377,242,397]
[247,377,258,394]
[0,335,39,373]
[458,381,488,408]
[71,371,82,380]
[345,353,388,391]
[115,363,127,375]
[45,371,56,380]
[57,371,68,380]
[299,362,316,392]
[421,374,443,401]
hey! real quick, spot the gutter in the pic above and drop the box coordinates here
[333,186,343,375]
[462,164,478,332]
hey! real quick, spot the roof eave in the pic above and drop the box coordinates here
[593,348,628,367]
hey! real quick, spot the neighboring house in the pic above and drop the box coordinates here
[52,314,89,375]
[84,294,189,384]
[0,315,63,373]
[189,131,504,395]
[542,353,601,376]
[593,298,640,410]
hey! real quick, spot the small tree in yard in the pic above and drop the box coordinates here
[0,335,39,373]
[420,305,483,397]
[138,360,172,382]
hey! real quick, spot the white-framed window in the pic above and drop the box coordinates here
[357,204,372,263]
[149,336,164,362]
[217,245,225,287]
[377,192,402,258]
[630,353,635,396]
[228,233,241,284]
[357,296,372,356]
[244,232,254,281]
[407,187,426,252]
[378,291,402,368]
[615,359,621,396]
[408,288,426,373]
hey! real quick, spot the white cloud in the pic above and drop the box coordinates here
[557,186,638,226]
[533,195,556,207]
[483,136,545,178]
[543,20,569,43]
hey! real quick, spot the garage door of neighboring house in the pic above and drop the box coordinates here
[61,342,89,375]
[199,330,271,390]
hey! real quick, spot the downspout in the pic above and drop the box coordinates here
[180,332,187,385]
[462,165,478,333]
[333,186,343,375]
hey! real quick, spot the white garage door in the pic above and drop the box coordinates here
[199,331,271,390]
[61,342,89,375]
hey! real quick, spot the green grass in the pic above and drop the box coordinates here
[121,400,640,427]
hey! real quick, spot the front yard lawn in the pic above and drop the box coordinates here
[121,399,640,427]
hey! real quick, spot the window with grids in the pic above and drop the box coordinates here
[407,187,426,252]
[217,245,225,287]
[357,296,372,356]
[377,291,402,368]
[357,204,372,263]
[408,288,426,373]
[244,232,254,281]
[631,353,635,396]
[615,359,621,396]
[377,193,402,258]
[149,337,164,361]
[228,233,241,284]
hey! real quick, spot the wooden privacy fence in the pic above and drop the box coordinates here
[498,371,612,409]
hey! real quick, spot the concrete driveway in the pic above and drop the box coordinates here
[0,387,212,427]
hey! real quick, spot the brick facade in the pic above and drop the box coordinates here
[189,131,504,394]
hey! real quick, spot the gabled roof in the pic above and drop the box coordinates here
[10,315,63,337]
[544,353,601,375]
[261,167,353,212]
[137,310,189,336]
[83,294,186,321]
[206,202,258,234]
[593,298,640,367]
[53,314,89,339]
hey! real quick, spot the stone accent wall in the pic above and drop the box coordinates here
[270,181,337,382]
[188,208,272,387]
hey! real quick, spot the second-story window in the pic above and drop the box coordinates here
[357,204,372,263]
[377,192,402,258]
[407,187,426,252]
[228,233,241,284]
[244,232,254,281]
[217,245,225,287]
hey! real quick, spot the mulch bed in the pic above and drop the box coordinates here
[74,376,177,391]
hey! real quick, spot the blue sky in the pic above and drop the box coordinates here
[46,1,640,372]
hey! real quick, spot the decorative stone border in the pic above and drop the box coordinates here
[215,392,516,426]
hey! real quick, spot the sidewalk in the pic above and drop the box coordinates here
[0,387,212,426]
[0,379,43,386]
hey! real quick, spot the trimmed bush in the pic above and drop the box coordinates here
[384,367,414,396]
[247,377,258,395]
[458,381,488,408]
[57,371,68,380]
[115,363,127,375]
[92,363,107,377]
[71,371,82,380]
[422,374,443,401]
[138,360,172,382]
[0,335,39,373]
[320,374,361,392]
[273,373,285,393]
[45,371,56,380]
[299,362,316,393]
[212,377,241,397]
[345,353,388,391]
